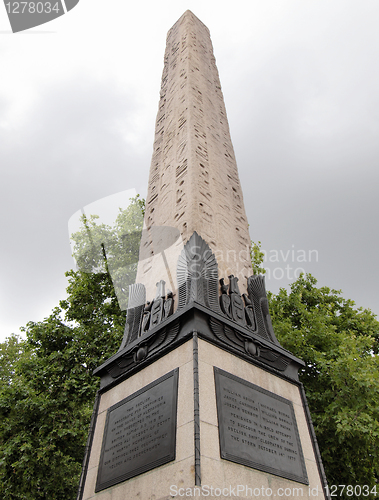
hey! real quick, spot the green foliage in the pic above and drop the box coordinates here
[0,286,125,499]
[252,240,379,492]
[268,273,379,494]
[0,334,25,386]
[0,311,83,498]
[0,198,143,499]
[250,240,266,275]
[70,194,145,310]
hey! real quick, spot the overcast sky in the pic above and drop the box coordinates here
[1,0,378,342]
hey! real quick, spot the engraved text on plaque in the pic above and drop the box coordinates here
[214,367,308,484]
[96,369,179,492]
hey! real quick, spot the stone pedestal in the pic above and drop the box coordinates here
[78,340,194,500]
[77,299,329,500]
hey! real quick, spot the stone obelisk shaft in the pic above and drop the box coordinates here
[137,10,252,300]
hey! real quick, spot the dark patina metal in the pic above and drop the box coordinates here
[214,367,308,485]
[95,369,179,492]
[177,231,220,311]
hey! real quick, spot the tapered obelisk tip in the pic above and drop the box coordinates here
[178,9,207,24]
[137,11,252,301]
[182,9,195,17]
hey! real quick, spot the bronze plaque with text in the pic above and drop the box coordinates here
[95,369,179,492]
[214,367,308,484]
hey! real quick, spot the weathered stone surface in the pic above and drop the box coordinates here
[136,10,252,301]
[197,339,325,499]
[81,342,195,500]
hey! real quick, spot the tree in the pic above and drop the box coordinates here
[268,276,379,492]
[251,243,379,495]
[0,197,143,499]
[69,193,145,310]
[250,240,267,275]
[0,310,88,498]
[0,334,25,386]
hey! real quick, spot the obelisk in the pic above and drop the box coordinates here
[136,10,252,301]
[77,11,330,500]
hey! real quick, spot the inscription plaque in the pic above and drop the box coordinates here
[214,367,308,484]
[95,369,179,492]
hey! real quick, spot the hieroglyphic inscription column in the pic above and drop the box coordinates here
[137,10,252,300]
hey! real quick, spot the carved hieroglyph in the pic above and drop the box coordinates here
[136,10,252,301]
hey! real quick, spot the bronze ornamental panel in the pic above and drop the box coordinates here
[214,367,308,484]
[95,369,179,492]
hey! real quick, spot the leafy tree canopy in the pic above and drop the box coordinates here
[0,334,25,386]
[252,243,379,494]
[0,197,143,499]
[269,275,379,490]
[69,193,145,310]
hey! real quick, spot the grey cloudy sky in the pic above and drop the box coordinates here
[1,0,378,342]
